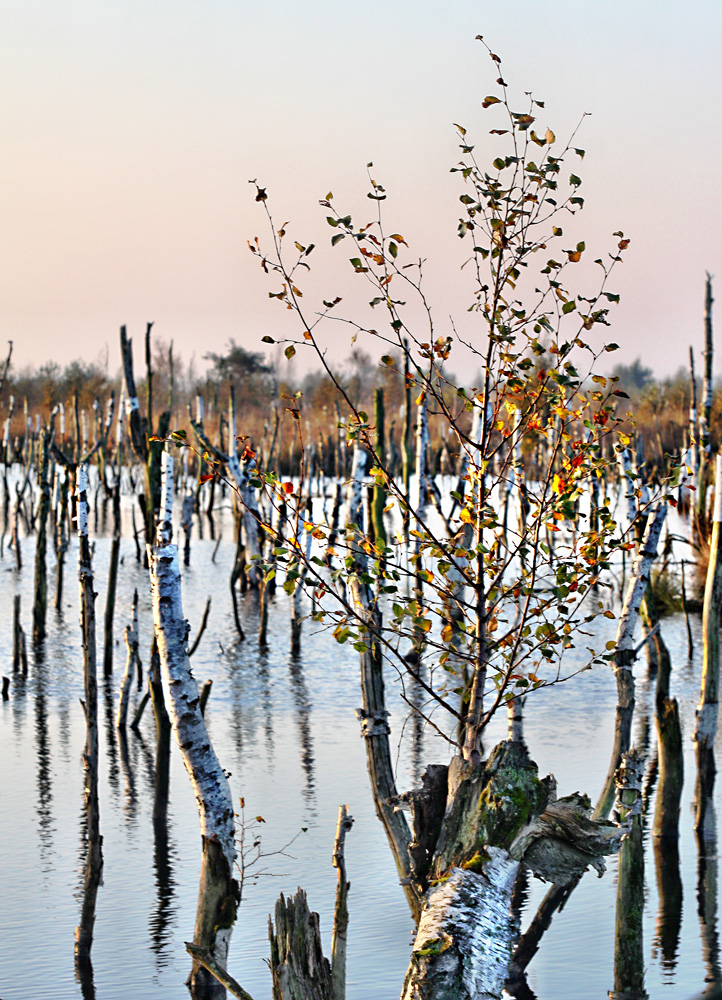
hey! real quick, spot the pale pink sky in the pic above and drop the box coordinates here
[1,0,720,382]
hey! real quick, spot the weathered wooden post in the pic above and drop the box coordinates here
[609,748,647,1000]
[330,804,354,1000]
[149,449,238,996]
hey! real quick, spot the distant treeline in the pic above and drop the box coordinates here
[0,336,716,478]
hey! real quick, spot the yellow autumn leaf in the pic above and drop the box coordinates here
[441,624,453,643]
[551,474,565,494]
[460,508,473,524]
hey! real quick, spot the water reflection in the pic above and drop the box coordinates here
[289,652,316,815]
[74,955,96,1000]
[698,802,721,993]
[149,814,178,969]
[32,643,55,867]
[102,675,120,800]
[653,837,683,974]
[117,728,138,823]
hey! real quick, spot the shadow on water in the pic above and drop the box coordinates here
[289,650,317,816]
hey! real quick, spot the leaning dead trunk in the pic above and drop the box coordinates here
[595,503,667,820]
[149,450,238,995]
[348,573,418,919]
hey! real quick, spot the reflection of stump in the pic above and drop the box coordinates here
[653,838,682,972]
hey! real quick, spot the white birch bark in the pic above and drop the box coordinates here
[400,854,520,1000]
[345,444,367,529]
[149,449,237,982]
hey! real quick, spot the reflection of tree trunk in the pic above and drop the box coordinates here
[74,958,97,1000]
[117,727,137,822]
[698,803,722,992]
[102,675,120,797]
[149,635,171,826]
[74,465,104,966]
[289,654,316,812]
[653,837,682,972]
[33,645,54,861]
[150,812,177,967]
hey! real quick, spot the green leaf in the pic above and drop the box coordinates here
[261,335,275,343]
[331,233,345,246]
[389,242,398,258]
[285,345,296,360]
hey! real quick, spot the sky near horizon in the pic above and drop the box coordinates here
[1,0,720,382]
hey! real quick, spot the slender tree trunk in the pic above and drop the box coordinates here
[74,464,104,965]
[32,428,51,643]
[103,535,120,676]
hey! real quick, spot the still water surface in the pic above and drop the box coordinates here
[0,495,718,999]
